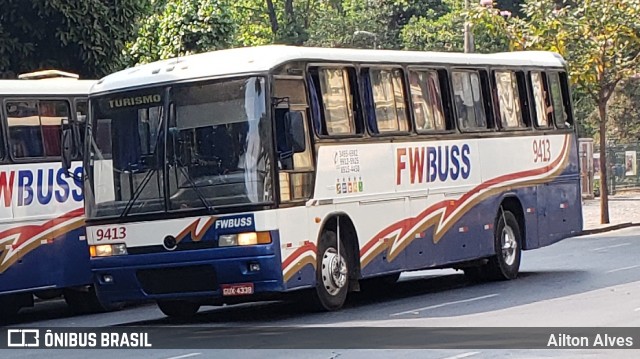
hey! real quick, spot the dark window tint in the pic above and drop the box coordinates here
[548,72,571,128]
[74,100,88,157]
[6,100,70,159]
[452,71,486,130]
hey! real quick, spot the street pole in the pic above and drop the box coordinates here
[463,0,474,53]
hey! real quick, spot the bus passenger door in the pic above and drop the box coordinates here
[272,76,315,203]
[272,75,317,289]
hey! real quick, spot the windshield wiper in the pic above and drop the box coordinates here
[120,167,159,218]
[173,164,218,214]
[120,107,165,219]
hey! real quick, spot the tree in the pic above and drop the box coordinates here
[231,0,318,46]
[0,0,148,78]
[603,78,640,143]
[504,0,640,224]
[125,0,236,65]
[306,0,442,49]
[231,0,276,46]
[401,0,510,53]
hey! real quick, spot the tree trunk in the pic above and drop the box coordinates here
[598,103,610,224]
[284,0,294,22]
[265,0,279,35]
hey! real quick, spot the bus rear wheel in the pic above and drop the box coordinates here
[157,300,200,318]
[312,230,350,311]
[360,272,400,292]
[0,294,28,322]
[464,209,522,281]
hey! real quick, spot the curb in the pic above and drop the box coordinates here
[579,222,639,236]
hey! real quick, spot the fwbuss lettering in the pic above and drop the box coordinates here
[396,144,471,185]
[0,168,83,207]
[215,216,253,229]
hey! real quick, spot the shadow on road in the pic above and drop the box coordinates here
[6,231,638,327]
[117,268,602,327]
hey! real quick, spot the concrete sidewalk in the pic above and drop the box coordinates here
[582,193,640,232]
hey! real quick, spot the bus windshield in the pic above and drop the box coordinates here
[85,76,273,219]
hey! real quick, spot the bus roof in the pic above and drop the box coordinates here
[92,45,567,94]
[0,78,96,96]
[18,69,80,80]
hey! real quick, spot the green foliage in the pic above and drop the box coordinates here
[231,1,273,46]
[503,0,640,222]
[0,0,148,77]
[401,0,510,53]
[125,0,236,65]
[306,0,444,49]
[573,88,597,138]
[510,0,640,102]
[604,79,640,143]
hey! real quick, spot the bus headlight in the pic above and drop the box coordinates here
[218,232,271,247]
[90,243,127,257]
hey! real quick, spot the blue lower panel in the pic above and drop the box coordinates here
[93,245,285,304]
[0,228,91,294]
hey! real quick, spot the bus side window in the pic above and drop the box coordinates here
[408,69,447,132]
[451,70,487,131]
[273,78,312,170]
[530,71,553,128]
[6,100,69,159]
[309,67,361,136]
[7,101,42,158]
[494,70,525,129]
[274,77,314,202]
[74,100,88,159]
[362,67,409,134]
[515,72,532,127]
[40,101,69,157]
[549,72,573,128]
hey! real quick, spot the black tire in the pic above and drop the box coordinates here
[311,230,350,311]
[464,209,522,282]
[360,272,400,292]
[462,266,486,282]
[0,294,24,322]
[64,287,121,314]
[157,300,200,318]
[35,289,63,300]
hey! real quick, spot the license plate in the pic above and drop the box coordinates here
[221,283,254,296]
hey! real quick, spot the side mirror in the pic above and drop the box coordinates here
[61,120,74,175]
[284,111,306,153]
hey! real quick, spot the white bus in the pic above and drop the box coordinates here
[0,71,100,319]
[74,46,582,317]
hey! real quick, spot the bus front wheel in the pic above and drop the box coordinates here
[464,209,522,281]
[64,287,122,314]
[312,230,350,311]
[157,300,200,318]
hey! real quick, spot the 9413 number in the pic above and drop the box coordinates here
[95,227,127,241]
[533,139,551,163]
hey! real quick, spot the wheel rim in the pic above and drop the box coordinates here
[321,247,347,296]
[501,224,518,266]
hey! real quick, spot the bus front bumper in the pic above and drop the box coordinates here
[90,240,284,305]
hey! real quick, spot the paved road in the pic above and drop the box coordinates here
[3,228,640,358]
